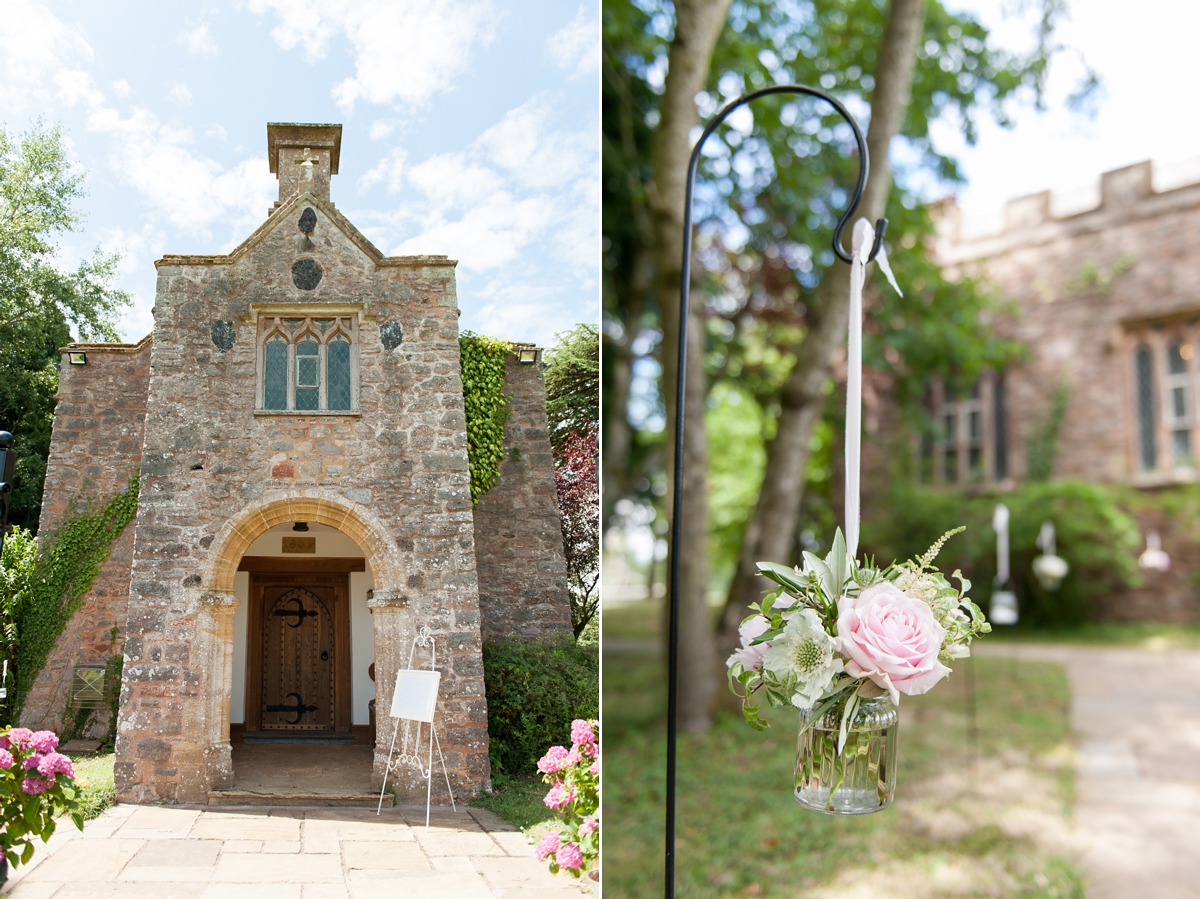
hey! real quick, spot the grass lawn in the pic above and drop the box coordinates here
[603,601,1084,899]
[70,752,117,821]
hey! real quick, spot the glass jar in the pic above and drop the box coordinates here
[795,694,898,815]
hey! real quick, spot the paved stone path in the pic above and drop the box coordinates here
[979,643,1200,899]
[0,804,591,899]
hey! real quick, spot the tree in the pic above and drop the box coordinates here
[603,0,1084,729]
[544,324,600,454]
[556,427,600,638]
[0,122,129,532]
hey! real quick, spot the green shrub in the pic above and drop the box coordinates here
[482,638,598,778]
[865,480,1140,629]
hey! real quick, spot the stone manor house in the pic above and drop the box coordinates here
[25,123,572,803]
[892,158,1200,622]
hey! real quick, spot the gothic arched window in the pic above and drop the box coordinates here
[256,315,358,413]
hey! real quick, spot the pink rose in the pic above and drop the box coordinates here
[835,581,950,704]
[534,832,560,862]
[556,841,584,870]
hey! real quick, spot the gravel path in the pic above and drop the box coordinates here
[978,643,1200,899]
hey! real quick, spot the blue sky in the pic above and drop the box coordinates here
[1,0,599,347]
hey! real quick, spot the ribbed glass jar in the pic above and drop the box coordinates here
[795,694,898,815]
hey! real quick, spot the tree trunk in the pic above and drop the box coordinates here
[719,0,929,642]
[651,0,732,732]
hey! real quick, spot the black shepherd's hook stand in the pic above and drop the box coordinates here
[665,84,887,898]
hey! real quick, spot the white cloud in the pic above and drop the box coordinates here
[0,0,93,113]
[359,147,407,194]
[379,92,597,277]
[369,119,396,141]
[246,0,494,110]
[546,5,597,76]
[178,23,219,57]
[112,79,132,97]
[168,83,193,107]
[476,94,593,190]
[86,105,276,241]
[206,123,229,141]
[55,69,104,108]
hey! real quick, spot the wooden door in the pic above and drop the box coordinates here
[246,573,351,734]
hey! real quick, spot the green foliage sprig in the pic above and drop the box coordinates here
[460,333,512,506]
[2,475,139,720]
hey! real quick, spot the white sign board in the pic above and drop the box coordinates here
[390,669,442,723]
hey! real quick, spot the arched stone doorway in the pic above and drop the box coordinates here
[192,489,409,799]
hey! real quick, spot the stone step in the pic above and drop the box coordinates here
[207,790,393,808]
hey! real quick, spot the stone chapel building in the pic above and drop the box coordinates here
[27,123,573,803]
[886,158,1200,621]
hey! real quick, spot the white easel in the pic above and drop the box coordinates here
[376,626,457,828]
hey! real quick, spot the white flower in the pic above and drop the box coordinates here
[726,615,771,671]
[761,608,843,710]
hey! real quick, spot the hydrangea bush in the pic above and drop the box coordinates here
[533,718,599,877]
[0,727,83,871]
[727,528,990,749]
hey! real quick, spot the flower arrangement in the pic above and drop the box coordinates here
[533,718,599,877]
[0,727,83,874]
[726,529,990,814]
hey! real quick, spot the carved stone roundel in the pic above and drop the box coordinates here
[292,258,323,291]
[380,321,403,351]
[299,207,317,234]
[211,320,235,351]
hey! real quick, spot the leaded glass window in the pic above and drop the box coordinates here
[328,336,352,411]
[1165,341,1191,464]
[932,374,1004,485]
[264,335,289,411]
[1135,343,1157,471]
[257,314,357,413]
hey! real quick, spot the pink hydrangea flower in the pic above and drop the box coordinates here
[578,741,598,759]
[37,751,74,780]
[836,581,950,704]
[6,728,32,749]
[543,783,575,810]
[564,748,582,767]
[23,753,43,772]
[21,776,50,795]
[30,731,58,753]
[556,841,583,870]
[589,761,599,776]
[580,815,598,837]
[537,745,570,775]
[0,749,13,770]
[534,832,560,862]
[570,719,595,745]
[0,735,9,751]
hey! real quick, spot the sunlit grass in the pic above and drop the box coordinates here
[69,752,116,821]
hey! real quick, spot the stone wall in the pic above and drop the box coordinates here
[22,337,151,734]
[114,191,491,803]
[907,158,1200,622]
[473,350,573,641]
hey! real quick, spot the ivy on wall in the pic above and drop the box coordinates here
[2,474,139,720]
[460,333,512,506]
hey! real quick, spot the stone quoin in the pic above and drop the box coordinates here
[28,122,572,804]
